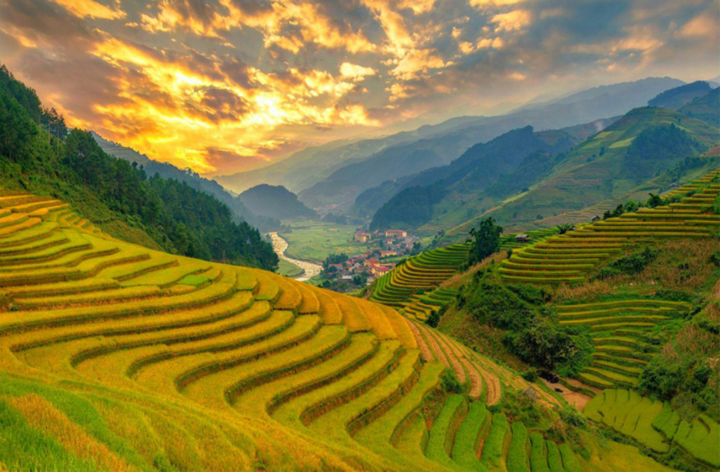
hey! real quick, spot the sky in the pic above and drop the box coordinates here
[1,0,718,176]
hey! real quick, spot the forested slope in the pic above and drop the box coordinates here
[0,65,277,271]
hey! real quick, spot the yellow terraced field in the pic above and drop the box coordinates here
[0,190,577,471]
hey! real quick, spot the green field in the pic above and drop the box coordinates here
[279,221,368,262]
[277,259,304,278]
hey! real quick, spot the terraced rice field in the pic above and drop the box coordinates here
[370,244,469,319]
[0,189,583,471]
[556,299,690,390]
[500,170,720,284]
[585,389,720,468]
[500,227,559,250]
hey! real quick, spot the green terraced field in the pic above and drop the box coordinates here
[585,389,720,468]
[556,299,689,390]
[370,244,469,320]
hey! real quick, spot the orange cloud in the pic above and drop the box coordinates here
[50,0,125,19]
[87,36,379,172]
[492,10,531,32]
[340,62,377,80]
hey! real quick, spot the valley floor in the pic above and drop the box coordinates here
[269,231,322,282]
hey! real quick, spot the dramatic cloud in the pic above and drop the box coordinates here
[1,0,717,175]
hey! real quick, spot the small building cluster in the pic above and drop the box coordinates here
[320,228,421,292]
[354,229,418,252]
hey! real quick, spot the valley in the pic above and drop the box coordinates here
[269,232,322,282]
[0,7,719,470]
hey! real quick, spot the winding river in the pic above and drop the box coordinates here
[269,232,323,282]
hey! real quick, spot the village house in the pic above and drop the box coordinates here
[380,250,398,258]
[515,234,530,243]
[354,231,370,243]
[384,229,407,239]
[372,264,394,276]
[364,258,380,268]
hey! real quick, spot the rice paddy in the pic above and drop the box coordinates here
[370,244,469,320]
[500,170,720,284]
[0,189,590,471]
[585,389,720,468]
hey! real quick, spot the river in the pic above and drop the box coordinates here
[269,232,323,282]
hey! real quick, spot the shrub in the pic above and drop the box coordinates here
[441,368,462,393]
[596,247,657,280]
[521,367,538,383]
[426,310,440,328]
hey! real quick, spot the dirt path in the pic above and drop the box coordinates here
[269,232,322,282]
[542,378,593,410]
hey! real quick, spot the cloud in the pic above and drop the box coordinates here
[677,12,718,39]
[50,0,125,19]
[491,10,531,32]
[1,0,718,174]
[340,62,377,80]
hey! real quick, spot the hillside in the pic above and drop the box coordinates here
[482,106,718,230]
[367,170,720,472]
[648,81,714,110]
[0,65,278,271]
[403,102,720,237]
[679,87,720,127]
[239,184,316,220]
[368,126,579,231]
[0,188,646,472]
[92,132,281,233]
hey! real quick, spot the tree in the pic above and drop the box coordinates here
[467,217,503,266]
[647,193,663,208]
[557,223,574,235]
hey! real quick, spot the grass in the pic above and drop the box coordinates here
[278,221,368,262]
[507,422,530,472]
[452,402,487,469]
[529,432,550,472]
[584,389,680,455]
[277,259,304,278]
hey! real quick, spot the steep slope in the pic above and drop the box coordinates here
[0,188,631,472]
[369,127,578,230]
[418,170,720,472]
[484,107,718,229]
[92,132,281,232]
[647,81,713,110]
[354,117,620,220]
[238,184,316,220]
[679,87,720,127]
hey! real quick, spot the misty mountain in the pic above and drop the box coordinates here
[369,126,578,230]
[215,77,684,203]
[679,87,720,127]
[295,77,685,212]
[648,81,713,110]
[238,184,316,220]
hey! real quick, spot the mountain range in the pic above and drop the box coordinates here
[370,83,720,236]
[216,77,685,211]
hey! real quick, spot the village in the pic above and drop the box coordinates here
[317,228,421,292]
